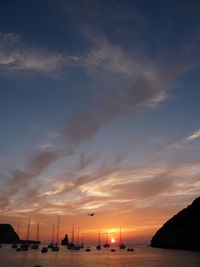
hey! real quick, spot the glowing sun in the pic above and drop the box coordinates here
[111,238,115,243]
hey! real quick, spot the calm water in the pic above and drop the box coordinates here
[0,245,200,267]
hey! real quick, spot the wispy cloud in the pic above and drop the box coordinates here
[186,129,200,142]
[63,35,195,147]
[3,159,200,216]
[0,151,57,212]
[0,33,66,75]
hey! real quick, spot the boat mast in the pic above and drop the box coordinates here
[77,226,80,246]
[98,226,101,245]
[81,232,84,244]
[56,216,60,245]
[36,222,39,241]
[52,224,55,244]
[72,224,74,244]
[120,226,122,244]
[26,217,30,241]
[106,231,108,243]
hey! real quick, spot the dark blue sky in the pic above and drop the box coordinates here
[0,0,200,240]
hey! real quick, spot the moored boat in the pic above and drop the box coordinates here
[127,247,134,252]
[17,217,31,251]
[119,227,126,249]
[16,243,29,251]
[103,232,110,248]
[52,244,59,251]
[41,246,48,253]
[74,226,80,250]
[31,222,40,250]
[67,242,75,250]
[52,217,60,252]
[85,246,91,252]
[96,226,101,250]
[80,232,84,248]
[48,224,55,248]
[31,243,39,249]
[67,224,75,250]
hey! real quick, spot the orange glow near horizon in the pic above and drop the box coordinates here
[4,214,167,244]
[2,202,185,244]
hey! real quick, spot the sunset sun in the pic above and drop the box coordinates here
[111,238,115,243]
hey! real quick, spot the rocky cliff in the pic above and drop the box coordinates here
[0,224,20,244]
[151,197,200,250]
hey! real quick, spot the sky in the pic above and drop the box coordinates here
[0,0,200,244]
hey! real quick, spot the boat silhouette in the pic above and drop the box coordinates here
[48,224,55,248]
[119,227,126,249]
[16,243,29,251]
[74,226,80,250]
[67,224,75,250]
[16,217,30,251]
[52,217,60,251]
[79,232,84,248]
[103,232,110,248]
[96,226,101,250]
[127,247,134,252]
[41,247,48,253]
[85,246,91,252]
[31,222,40,249]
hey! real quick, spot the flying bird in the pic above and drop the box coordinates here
[88,213,95,216]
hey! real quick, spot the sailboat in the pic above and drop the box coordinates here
[48,224,55,248]
[17,217,30,251]
[85,246,91,252]
[67,224,75,250]
[103,232,110,248]
[127,247,134,252]
[74,226,80,250]
[52,216,60,251]
[41,246,48,253]
[31,222,40,249]
[96,226,101,250]
[80,233,84,249]
[119,227,126,249]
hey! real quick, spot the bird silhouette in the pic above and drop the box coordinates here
[88,213,95,216]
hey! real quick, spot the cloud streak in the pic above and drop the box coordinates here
[186,129,200,142]
[64,36,194,146]
[0,33,66,75]
[4,161,200,216]
[0,151,57,212]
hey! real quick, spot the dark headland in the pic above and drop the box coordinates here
[0,224,19,244]
[151,196,200,251]
[0,224,40,244]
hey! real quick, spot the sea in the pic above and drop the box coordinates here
[0,245,199,267]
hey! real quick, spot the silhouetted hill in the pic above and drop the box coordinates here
[151,197,200,251]
[0,224,20,244]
